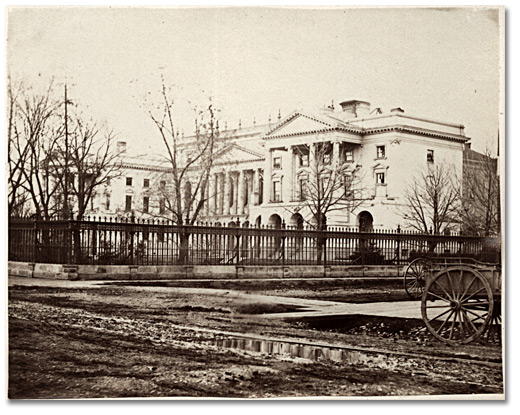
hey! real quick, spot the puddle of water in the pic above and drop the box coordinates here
[213,336,396,369]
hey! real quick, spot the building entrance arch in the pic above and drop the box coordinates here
[357,211,374,232]
[268,214,282,228]
[289,213,304,230]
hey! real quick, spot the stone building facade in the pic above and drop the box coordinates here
[90,99,470,231]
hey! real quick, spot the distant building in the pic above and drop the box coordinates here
[461,145,499,236]
[89,100,470,230]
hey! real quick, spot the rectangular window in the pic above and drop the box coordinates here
[376,172,385,184]
[427,149,434,163]
[125,195,132,212]
[160,180,166,189]
[319,175,329,194]
[344,149,354,162]
[126,177,133,186]
[273,157,281,170]
[343,174,354,197]
[299,153,309,167]
[376,145,385,159]
[159,198,165,214]
[143,178,150,187]
[143,196,149,213]
[298,177,308,200]
[322,153,331,165]
[105,194,110,210]
[272,181,281,202]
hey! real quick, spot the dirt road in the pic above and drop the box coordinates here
[8,276,504,399]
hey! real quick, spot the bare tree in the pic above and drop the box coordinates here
[10,81,64,220]
[459,147,499,236]
[51,117,122,221]
[7,78,31,216]
[146,82,222,264]
[8,80,121,221]
[402,163,460,236]
[293,142,365,263]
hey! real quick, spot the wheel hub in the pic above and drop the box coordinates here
[450,300,461,311]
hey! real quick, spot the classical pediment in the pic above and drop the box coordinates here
[215,143,264,164]
[266,112,335,138]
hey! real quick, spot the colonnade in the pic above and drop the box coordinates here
[204,168,263,217]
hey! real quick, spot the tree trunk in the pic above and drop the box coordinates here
[178,231,190,265]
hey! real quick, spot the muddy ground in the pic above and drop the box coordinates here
[8,277,504,399]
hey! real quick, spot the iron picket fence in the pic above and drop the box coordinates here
[8,216,499,266]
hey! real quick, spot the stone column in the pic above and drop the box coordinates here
[333,141,340,167]
[249,170,254,207]
[237,170,245,215]
[309,143,317,184]
[203,183,209,217]
[264,149,272,204]
[285,146,294,202]
[223,171,230,216]
[209,175,216,216]
[252,169,259,205]
[218,173,224,215]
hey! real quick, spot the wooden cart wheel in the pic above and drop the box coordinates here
[421,266,494,345]
[404,258,430,299]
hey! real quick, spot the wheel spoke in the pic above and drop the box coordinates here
[458,269,464,301]
[432,278,452,300]
[447,271,456,301]
[449,310,457,340]
[457,310,466,340]
[406,279,418,289]
[435,310,455,335]
[463,312,478,333]
[460,276,477,301]
[461,310,478,336]
[427,306,452,322]
[461,286,487,303]
[427,291,451,303]
[464,307,486,322]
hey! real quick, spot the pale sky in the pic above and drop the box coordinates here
[6,6,502,155]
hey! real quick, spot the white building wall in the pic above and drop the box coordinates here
[89,107,467,231]
[347,132,465,230]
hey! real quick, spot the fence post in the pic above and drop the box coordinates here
[396,225,401,277]
[235,218,241,265]
[323,227,327,266]
[68,215,74,264]
[129,215,135,264]
[281,220,286,266]
[33,218,38,263]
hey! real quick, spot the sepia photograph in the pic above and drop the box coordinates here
[5,5,505,400]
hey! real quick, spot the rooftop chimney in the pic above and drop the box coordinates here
[339,100,371,119]
[391,107,405,114]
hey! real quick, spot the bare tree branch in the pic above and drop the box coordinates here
[402,163,460,235]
